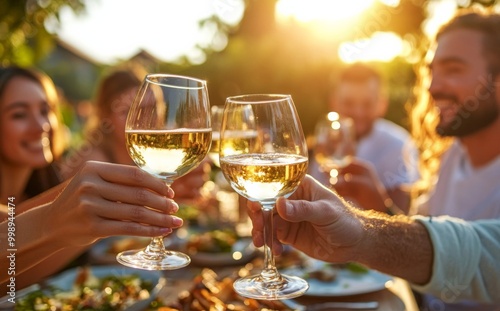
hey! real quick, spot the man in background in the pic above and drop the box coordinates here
[310,62,418,213]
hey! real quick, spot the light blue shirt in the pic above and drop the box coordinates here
[412,215,500,306]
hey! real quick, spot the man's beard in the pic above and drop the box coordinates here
[435,83,500,137]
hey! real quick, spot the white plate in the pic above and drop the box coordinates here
[283,263,392,297]
[187,238,258,267]
[89,236,152,265]
[11,265,166,311]
[304,269,392,297]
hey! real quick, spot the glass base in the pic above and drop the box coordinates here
[116,248,191,270]
[233,273,309,300]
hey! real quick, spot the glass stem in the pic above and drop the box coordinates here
[143,179,173,258]
[144,237,166,256]
[260,205,283,286]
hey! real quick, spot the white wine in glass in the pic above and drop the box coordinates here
[313,112,356,175]
[207,105,223,167]
[117,73,211,270]
[219,94,309,300]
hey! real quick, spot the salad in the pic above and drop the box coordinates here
[16,267,154,311]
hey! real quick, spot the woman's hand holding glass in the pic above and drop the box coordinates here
[46,161,181,247]
[117,74,211,270]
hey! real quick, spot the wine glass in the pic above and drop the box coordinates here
[207,105,224,167]
[313,111,356,183]
[117,73,211,270]
[219,94,309,299]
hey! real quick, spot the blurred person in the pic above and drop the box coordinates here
[0,66,66,208]
[310,62,418,214]
[316,10,500,310]
[60,64,210,201]
[246,175,500,305]
[411,10,500,311]
[0,66,182,289]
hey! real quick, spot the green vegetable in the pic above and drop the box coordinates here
[345,262,369,274]
[15,274,152,311]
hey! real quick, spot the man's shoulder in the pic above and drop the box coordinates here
[374,118,410,134]
[368,119,412,145]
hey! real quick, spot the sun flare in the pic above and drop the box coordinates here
[276,0,375,23]
[276,0,407,63]
[339,32,405,63]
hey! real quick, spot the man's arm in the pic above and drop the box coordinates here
[250,175,499,303]
[347,211,433,285]
[411,216,500,303]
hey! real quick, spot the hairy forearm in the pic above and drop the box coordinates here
[351,210,433,285]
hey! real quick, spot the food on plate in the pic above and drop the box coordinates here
[306,265,339,282]
[16,266,154,311]
[305,262,369,282]
[342,262,370,274]
[175,203,201,223]
[186,228,240,253]
[147,268,288,311]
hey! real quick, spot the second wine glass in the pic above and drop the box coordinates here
[207,105,224,167]
[313,112,356,183]
[117,73,211,270]
[219,94,309,299]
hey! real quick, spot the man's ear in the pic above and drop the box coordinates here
[494,74,500,107]
[377,95,389,117]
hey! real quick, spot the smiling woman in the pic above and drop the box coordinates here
[0,66,66,204]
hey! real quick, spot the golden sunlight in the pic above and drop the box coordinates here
[338,32,405,63]
[276,0,407,63]
[276,0,375,23]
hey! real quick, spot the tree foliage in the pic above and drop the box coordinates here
[0,0,85,66]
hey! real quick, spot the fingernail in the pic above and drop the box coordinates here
[171,202,179,213]
[172,217,183,226]
[161,228,173,235]
[167,187,175,198]
[285,200,294,216]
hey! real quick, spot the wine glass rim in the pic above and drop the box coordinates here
[226,94,291,104]
[145,73,206,89]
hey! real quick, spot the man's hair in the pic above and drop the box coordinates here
[437,11,500,77]
[339,62,382,85]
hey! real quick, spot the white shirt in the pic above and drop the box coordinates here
[309,118,418,189]
[424,141,500,220]
[418,141,500,310]
[356,119,419,189]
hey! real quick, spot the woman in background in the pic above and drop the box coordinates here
[61,64,209,200]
